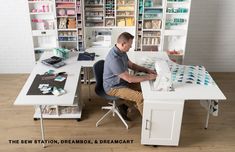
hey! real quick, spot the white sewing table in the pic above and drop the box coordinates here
[132,52,227,146]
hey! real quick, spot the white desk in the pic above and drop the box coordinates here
[14,49,226,147]
[77,49,226,146]
[14,52,82,147]
[138,53,226,146]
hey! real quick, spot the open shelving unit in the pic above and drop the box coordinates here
[164,0,191,63]
[116,0,135,26]
[84,1,104,27]
[28,0,58,60]
[136,0,165,51]
[27,0,84,120]
[28,0,85,58]
[55,0,78,49]
[76,0,84,51]
[136,0,191,64]
[33,99,82,120]
[104,0,115,26]
[33,75,83,120]
[84,0,136,27]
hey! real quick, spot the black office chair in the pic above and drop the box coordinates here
[93,60,128,129]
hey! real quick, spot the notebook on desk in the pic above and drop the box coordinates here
[41,56,66,68]
[77,52,95,61]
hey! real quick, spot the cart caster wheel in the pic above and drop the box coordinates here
[34,118,39,121]
[77,118,81,122]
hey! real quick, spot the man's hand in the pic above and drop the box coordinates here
[119,71,157,83]
[146,69,157,75]
[146,73,157,81]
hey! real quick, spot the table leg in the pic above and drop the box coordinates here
[84,67,88,85]
[88,67,91,101]
[205,100,212,129]
[39,105,46,148]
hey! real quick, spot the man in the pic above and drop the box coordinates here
[103,32,157,120]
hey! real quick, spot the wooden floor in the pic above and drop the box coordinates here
[0,73,235,152]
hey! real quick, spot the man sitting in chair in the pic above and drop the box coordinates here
[103,32,157,121]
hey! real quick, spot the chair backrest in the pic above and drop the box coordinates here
[93,60,105,96]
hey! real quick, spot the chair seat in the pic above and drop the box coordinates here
[95,88,119,101]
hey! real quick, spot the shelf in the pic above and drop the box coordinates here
[144,17,162,20]
[58,28,77,31]
[116,4,135,6]
[59,41,77,42]
[56,1,76,4]
[34,47,55,50]
[58,36,77,38]
[144,6,163,9]
[85,4,103,6]
[32,30,57,36]
[84,9,103,11]
[30,12,53,15]
[166,13,188,15]
[116,15,135,17]
[33,106,82,119]
[56,7,76,8]
[116,9,134,11]
[143,29,162,31]
[164,30,186,35]
[57,16,76,18]
[86,20,103,22]
[167,1,189,4]
[28,1,53,4]
[143,36,161,38]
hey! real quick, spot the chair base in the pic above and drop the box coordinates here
[96,101,129,129]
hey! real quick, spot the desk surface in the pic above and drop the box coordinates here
[141,81,226,101]
[79,47,110,67]
[14,48,226,105]
[137,53,226,101]
[14,52,81,106]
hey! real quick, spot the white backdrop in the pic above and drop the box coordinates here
[184,0,235,72]
[0,0,35,73]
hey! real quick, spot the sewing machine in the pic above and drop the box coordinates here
[85,28,111,48]
[92,34,111,47]
[153,59,173,91]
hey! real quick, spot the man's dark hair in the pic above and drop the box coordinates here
[117,32,134,44]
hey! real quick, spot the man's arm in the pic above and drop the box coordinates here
[128,60,156,74]
[119,71,157,83]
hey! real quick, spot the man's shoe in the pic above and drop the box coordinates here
[117,104,131,121]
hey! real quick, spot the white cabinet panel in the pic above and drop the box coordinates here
[141,100,184,146]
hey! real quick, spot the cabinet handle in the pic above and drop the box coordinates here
[145,119,150,130]
[41,31,46,34]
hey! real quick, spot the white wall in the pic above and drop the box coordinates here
[184,0,235,72]
[0,0,35,73]
[1,0,235,73]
